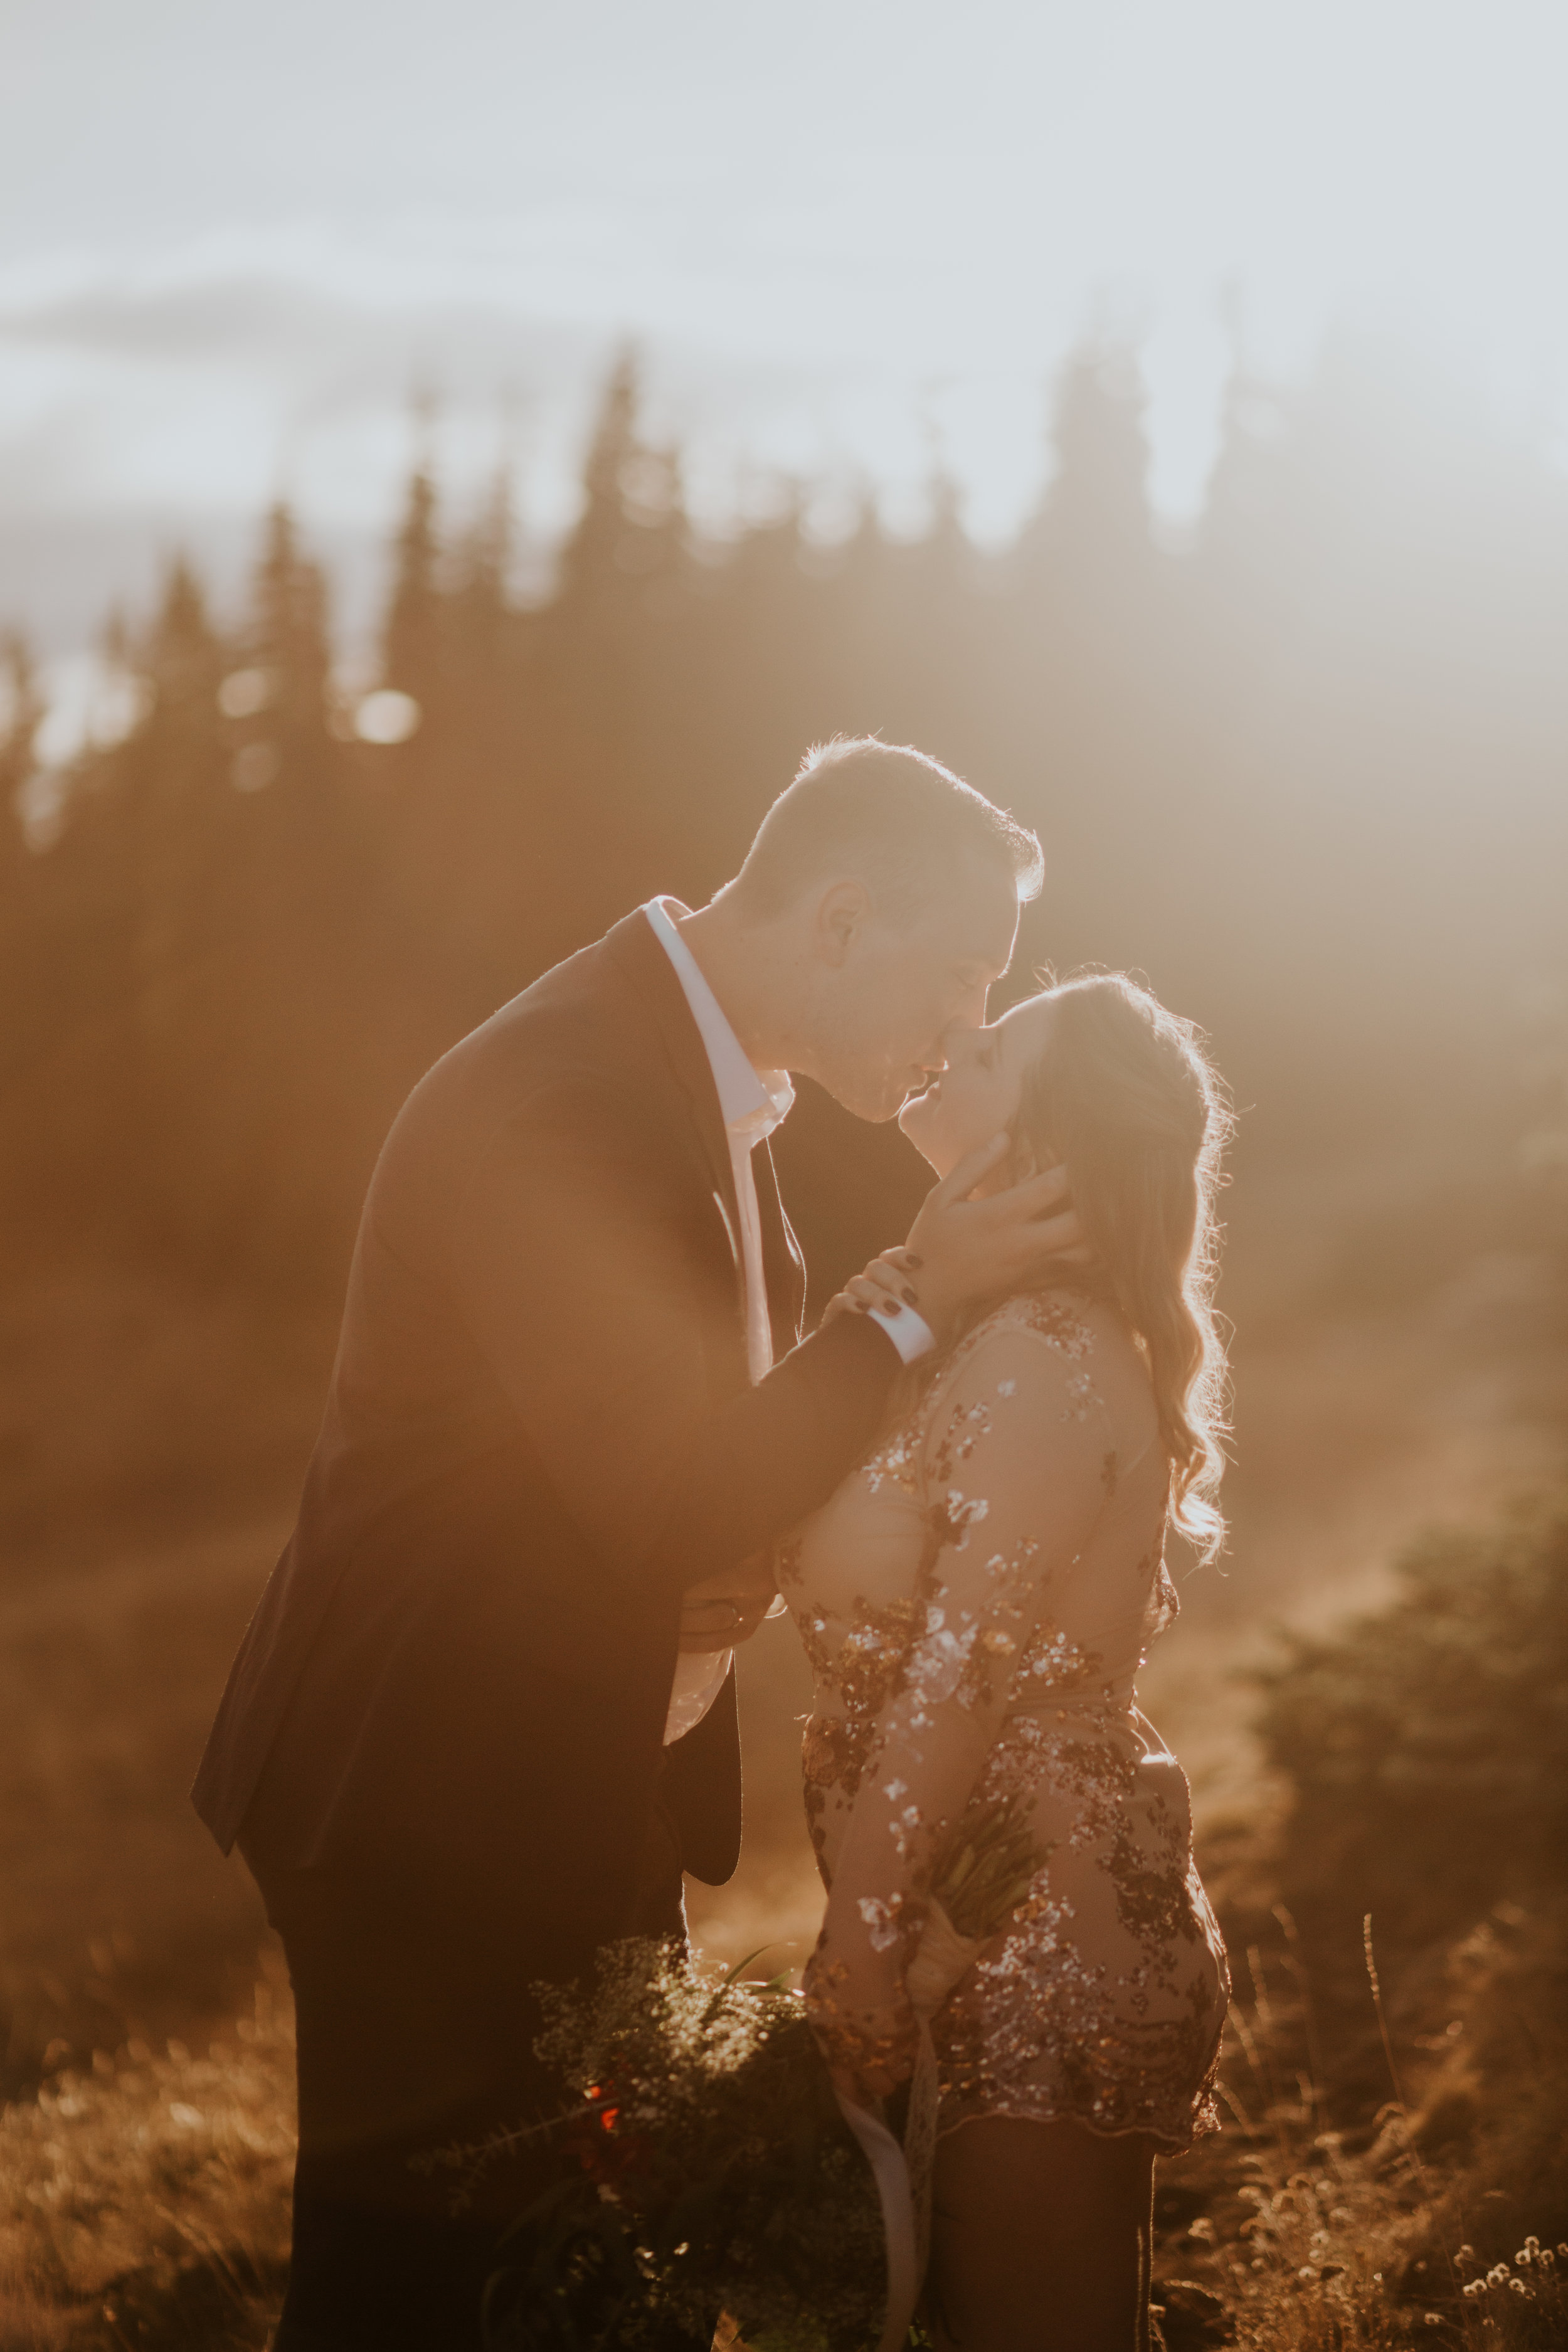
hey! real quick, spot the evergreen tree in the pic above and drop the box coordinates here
[4,334,1568,1287]
[117,557,229,983]
[447,462,514,677]
[0,630,40,859]
[241,501,334,774]
[1017,342,1153,576]
[381,457,443,716]
[0,632,42,1127]
[555,344,642,613]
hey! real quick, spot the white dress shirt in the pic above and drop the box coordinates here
[645,896,796,1388]
[643,898,934,1742]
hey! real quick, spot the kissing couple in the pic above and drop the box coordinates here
[195,737,1232,2351]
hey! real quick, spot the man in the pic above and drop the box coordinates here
[194,737,1079,2348]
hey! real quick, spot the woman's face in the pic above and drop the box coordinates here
[898,992,1055,1178]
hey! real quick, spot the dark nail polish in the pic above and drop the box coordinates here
[905,1254,924,1269]
[901,1285,919,1305]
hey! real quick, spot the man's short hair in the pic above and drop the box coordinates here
[731,738,1043,923]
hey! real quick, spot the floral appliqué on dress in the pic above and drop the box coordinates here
[781,1290,1230,2149]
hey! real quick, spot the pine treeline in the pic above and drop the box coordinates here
[3,343,1566,1299]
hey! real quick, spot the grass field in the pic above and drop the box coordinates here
[0,1137,1563,2349]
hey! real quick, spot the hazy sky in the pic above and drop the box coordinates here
[4,0,1568,669]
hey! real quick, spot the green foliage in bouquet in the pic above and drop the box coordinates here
[478,1937,887,2352]
[452,1798,1042,2350]
[927,1796,1042,1944]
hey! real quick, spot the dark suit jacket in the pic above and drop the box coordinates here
[193,907,902,1979]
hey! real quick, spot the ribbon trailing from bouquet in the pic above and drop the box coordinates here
[833,2091,921,2352]
[837,1900,987,2352]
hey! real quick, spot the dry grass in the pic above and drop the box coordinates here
[1150,2030,1568,2349]
[0,1166,1560,2349]
[0,1975,293,2351]
[1142,1859,1568,2352]
[1,1929,1561,2352]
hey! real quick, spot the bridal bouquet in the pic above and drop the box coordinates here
[442,1799,1039,2352]
[472,1936,885,2351]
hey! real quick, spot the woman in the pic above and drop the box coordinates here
[781,971,1232,2352]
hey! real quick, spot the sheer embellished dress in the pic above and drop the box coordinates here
[782,1289,1229,2151]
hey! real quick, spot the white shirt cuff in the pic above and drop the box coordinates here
[866,1301,937,1365]
[664,1648,734,1745]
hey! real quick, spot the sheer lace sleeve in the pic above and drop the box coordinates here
[801,1306,1118,2097]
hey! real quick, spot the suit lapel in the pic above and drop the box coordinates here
[603,909,739,1222]
[600,909,754,1373]
[603,907,807,1362]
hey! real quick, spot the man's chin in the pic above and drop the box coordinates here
[817,1073,913,1125]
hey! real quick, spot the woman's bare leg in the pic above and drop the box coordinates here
[928,2117,1158,2352]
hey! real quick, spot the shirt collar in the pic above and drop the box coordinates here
[642,898,795,1144]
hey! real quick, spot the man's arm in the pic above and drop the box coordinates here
[451,1087,1084,1610]
[450,1077,902,1606]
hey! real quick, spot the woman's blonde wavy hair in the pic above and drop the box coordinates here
[1007,970,1232,1562]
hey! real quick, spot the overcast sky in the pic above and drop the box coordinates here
[5,0,1568,673]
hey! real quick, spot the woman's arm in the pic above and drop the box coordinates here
[802,1316,1115,2101]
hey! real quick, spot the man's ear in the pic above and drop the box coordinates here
[813,879,871,967]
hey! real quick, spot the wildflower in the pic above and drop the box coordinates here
[1463,2280,1487,2297]
[1188,2217,1216,2243]
[1508,2278,1527,2295]
[1424,2316,1443,2328]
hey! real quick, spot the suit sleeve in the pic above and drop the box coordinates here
[448,1075,900,1602]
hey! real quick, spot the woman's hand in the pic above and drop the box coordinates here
[679,1560,778,1653]
[818,1246,923,1330]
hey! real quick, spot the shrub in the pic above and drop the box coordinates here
[1256,1498,1568,1970]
